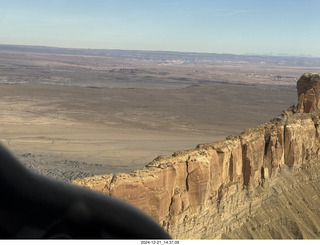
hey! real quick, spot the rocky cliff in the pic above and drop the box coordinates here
[73,72,320,239]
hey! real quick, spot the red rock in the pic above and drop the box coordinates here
[73,73,320,239]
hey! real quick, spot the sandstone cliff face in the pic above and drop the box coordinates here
[73,72,320,239]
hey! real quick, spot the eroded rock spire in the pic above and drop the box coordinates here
[297,72,320,113]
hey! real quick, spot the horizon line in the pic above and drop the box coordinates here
[0,43,318,59]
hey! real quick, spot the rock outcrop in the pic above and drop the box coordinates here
[297,72,320,113]
[73,72,320,239]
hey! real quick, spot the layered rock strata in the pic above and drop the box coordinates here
[73,72,320,239]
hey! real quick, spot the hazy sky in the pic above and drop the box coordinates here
[1,0,320,56]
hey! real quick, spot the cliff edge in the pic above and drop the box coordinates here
[73,72,320,239]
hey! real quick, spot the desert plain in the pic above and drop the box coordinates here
[1,44,319,181]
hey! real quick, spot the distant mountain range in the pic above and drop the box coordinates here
[1,44,320,66]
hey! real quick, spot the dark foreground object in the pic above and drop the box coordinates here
[0,145,171,239]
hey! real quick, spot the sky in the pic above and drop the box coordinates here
[1,0,320,57]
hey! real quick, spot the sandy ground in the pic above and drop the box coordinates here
[0,82,297,181]
[1,46,312,181]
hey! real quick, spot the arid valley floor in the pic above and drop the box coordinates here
[1,44,319,181]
